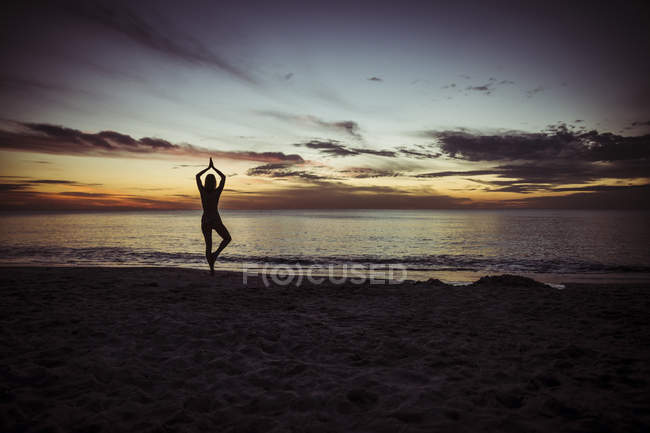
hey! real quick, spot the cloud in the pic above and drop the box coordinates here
[247,162,402,183]
[246,162,334,182]
[420,126,650,192]
[550,183,650,192]
[28,160,53,165]
[354,148,397,157]
[0,188,198,211]
[27,179,102,186]
[414,170,498,178]
[67,2,256,84]
[368,77,383,82]
[397,145,441,159]
[0,122,304,164]
[526,86,544,98]
[333,121,363,140]
[0,183,30,192]
[463,78,515,96]
[58,191,112,197]
[295,140,359,157]
[257,111,363,139]
[172,164,206,169]
[0,174,200,210]
[466,84,493,95]
[504,185,650,209]
[294,140,397,158]
[0,178,103,196]
[427,126,650,162]
[338,167,400,178]
[441,78,513,95]
[222,183,472,210]
[284,72,294,80]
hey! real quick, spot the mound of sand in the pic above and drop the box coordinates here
[470,274,552,288]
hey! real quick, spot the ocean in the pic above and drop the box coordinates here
[1,209,649,283]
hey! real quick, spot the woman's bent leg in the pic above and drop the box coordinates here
[212,223,231,260]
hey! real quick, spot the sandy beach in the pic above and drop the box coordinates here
[1,266,648,432]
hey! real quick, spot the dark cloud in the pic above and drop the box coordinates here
[26,179,102,186]
[463,78,515,95]
[368,77,383,82]
[334,121,363,140]
[246,163,334,182]
[67,2,256,84]
[338,167,400,178]
[0,179,103,196]
[294,140,397,158]
[247,162,402,182]
[421,126,650,193]
[257,111,363,139]
[97,130,138,146]
[631,120,650,127]
[246,163,293,176]
[427,127,650,162]
[526,86,544,97]
[505,185,650,209]
[0,183,30,192]
[284,72,294,80]
[466,84,493,95]
[397,146,441,159]
[0,122,304,164]
[27,179,77,185]
[414,170,498,178]
[355,148,397,157]
[490,161,650,185]
[295,140,359,157]
[139,137,175,149]
[58,191,111,197]
[550,183,650,192]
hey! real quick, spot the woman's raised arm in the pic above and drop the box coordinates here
[195,162,211,191]
[215,167,226,194]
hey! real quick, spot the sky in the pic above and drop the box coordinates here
[1,0,649,210]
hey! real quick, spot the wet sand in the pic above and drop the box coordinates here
[1,267,649,432]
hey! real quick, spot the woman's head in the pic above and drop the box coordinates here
[205,174,216,191]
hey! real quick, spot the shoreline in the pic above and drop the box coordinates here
[2,263,650,286]
[1,266,649,432]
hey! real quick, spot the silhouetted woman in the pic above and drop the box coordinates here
[196,158,231,275]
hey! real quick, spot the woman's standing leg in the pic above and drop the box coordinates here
[202,220,215,275]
